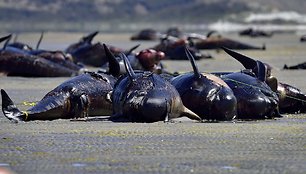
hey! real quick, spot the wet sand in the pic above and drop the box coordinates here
[0,32,306,174]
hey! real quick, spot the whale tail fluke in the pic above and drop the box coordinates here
[1,89,24,122]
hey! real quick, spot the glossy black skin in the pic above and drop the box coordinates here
[113,72,174,122]
[112,70,200,123]
[171,72,237,120]
[220,71,279,119]
[0,51,80,77]
[220,46,306,115]
[1,72,116,122]
[219,70,298,117]
[194,36,265,50]
[277,82,306,114]
[69,42,111,67]
[216,68,306,114]
[283,62,306,70]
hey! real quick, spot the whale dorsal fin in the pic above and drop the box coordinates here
[103,43,120,77]
[222,47,267,81]
[185,47,201,79]
[120,53,136,81]
[35,31,44,50]
[82,31,98,43]
[206,30,216,38]
[126,44,140,55]
[255,60,266,82]
[222,47,257,70]
[1,34,12,50]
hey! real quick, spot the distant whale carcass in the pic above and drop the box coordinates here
[152,36,212,60]
[193,35,265,50]
[283,62,306,70]
[239,28,273,38]
[0,34,84,77]
[0,51,82,77]
[66,31,139,67]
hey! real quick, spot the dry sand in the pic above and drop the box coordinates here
[0,32,305,174]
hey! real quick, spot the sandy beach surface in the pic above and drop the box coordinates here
[0,32,305,174]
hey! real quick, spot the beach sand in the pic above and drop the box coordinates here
[0,32,305,174]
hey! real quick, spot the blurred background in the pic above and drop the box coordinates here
[0,0,306,34]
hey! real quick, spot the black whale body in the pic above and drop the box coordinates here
[218,47,280,119]
[65,31,135,67]
[221,46,306,114]
[283,62,306,70]
[0,34,83,77]
[193,36,265,50]
[170,48,237,121]
[111,53,201,123]
[1,72,116,122]
[220,70,279,119]
[277,82,306,113]
[0,52,81,77]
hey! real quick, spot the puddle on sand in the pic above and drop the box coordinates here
[0,163,10,167]
[221,165,238,170]
[72,163,87,167]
